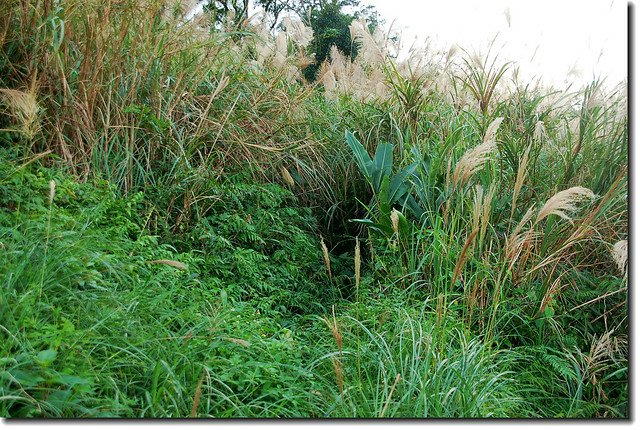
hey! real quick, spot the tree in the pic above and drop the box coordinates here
[303,1,355,81]
[253,0,294,29]
[204,0,250,28]
[303,0,382,81]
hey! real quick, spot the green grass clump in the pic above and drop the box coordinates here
[308,300,522,417]
[0,151,325,417]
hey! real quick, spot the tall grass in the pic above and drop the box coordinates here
[310,303,521,417]
[0,0,628,419]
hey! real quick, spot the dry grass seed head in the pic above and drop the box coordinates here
[331,356,344,394]
[148,259,188,270]
[535,187,595,224]
[450,229,479,291]
[390,209,400,235]
[452,140,497,188]
[511,145,531,219]
[0,88,40,139]
[584,331,627,388]
[505,205,535,262]
[281,166,295,186]
[48,180,56,205]
[321,68,337,95]
[282,17,313,48]
[483,117,503,143]
[321,237,332,278]
[324,306,342,351]
[533,120,547,143]
[273,32,288,68]
[611,240,628,278]
[349,18,386,66]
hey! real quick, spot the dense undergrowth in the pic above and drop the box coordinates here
[0,0,628,418]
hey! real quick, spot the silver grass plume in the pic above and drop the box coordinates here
[535,187,595,224]
[611,240,628,278]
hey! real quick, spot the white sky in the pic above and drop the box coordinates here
[366,0,628,89]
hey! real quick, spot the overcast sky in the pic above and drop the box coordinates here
[366,0,627,89]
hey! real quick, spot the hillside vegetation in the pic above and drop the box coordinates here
[0,0,628,418]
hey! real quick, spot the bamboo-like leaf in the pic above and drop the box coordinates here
[378,175,391,217]
[346,130,373,182]
[372,143,394,190]
[350,218,394,236]
[389,162,418,204]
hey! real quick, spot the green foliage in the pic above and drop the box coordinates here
[0,151,326,417]
[186,179,335,314]
[304,1,359,80]
[345,130,421,226]
[204,0,250,28]
[308,300,522,417]
[0,0,628,419]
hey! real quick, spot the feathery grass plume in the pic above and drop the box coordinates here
[148,259,188,270]
[323,306,343,354]
[445,44,458,64]
[0,88,40,139]
[48,180,56,205]
[533,120,547,144]
[539,277,561,315]
[503,7,512,27]
[581,331,627,393]
[282,17,313,48]
[470,52,484,69]
[354,237,361,292]
[583,331,619,379]
[321,237,332,278]
[190,368,206,417]
[329,45,348,78]
[281,166,295,186]
[511,145,531,219]
[321,68,337,96]
[256,33,275,67]
[332,306,342,351]
[480,184,495,244]
[223,337,251,347]
[450,229,479,292]
[390,209,400,236]
[375,81,387,98]
[611,240,628,278]
[505,206,535,263]
[349,18,386,66]
[483,117,504,143]
[273,32,288,68]
[295,50,315,69]
[322,19,392,102]
[451,140,497,188]
[460,47,511,115]
[331,356,344,395]
[535,187,595,224]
